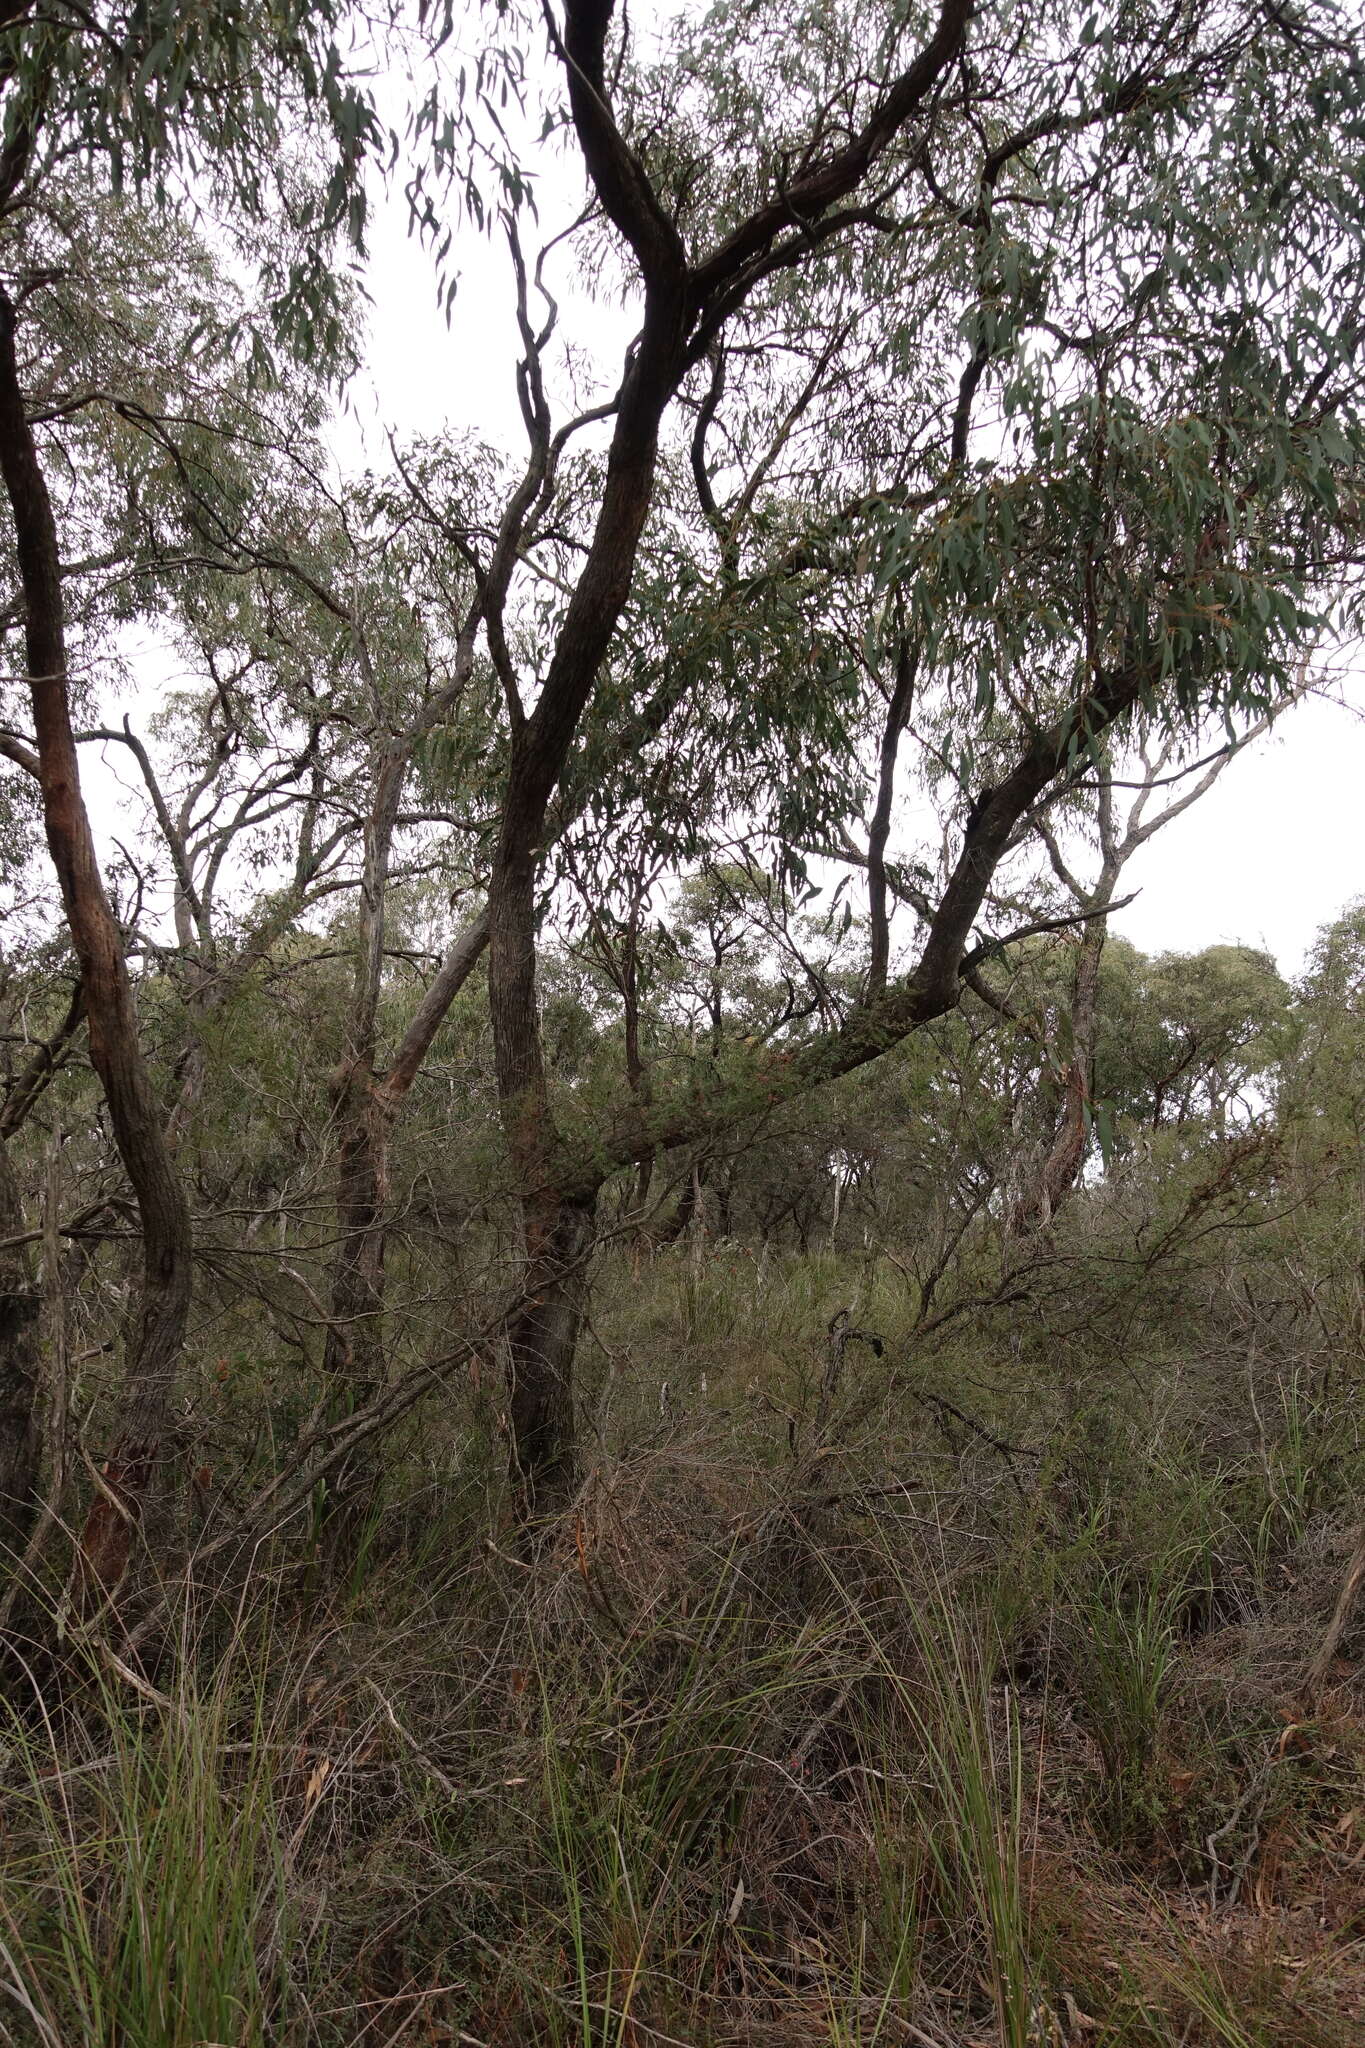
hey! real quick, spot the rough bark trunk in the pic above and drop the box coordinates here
[0,977,82,1560]
[322,1073,390,1405]
[505,1191,597,1512]
[0,289,192,1604]
[653,1160,703,1248]
[315,1069,392,1549]
[486,315,681,1496]
[484,0,976,1499]
[488,834,569,1502]
[0,1137,40,1557]
[867,640,916,1000]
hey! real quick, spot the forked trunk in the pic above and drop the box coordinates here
[1016,919,1106,1234]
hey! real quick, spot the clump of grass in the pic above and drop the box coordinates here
[1059,1551,1189,1843]
[528,1577,855,2044]
[0,1623,289,2048]
[7,1204,1365,2048]
[833,1540,1037,2048]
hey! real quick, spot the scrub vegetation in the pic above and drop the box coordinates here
[1,2,1365,2041]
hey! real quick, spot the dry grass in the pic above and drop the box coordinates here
[3,1225,1365,2046]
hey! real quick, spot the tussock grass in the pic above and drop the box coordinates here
[0,1620,290,2047]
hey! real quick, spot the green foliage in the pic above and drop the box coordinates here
[0,1,385,366]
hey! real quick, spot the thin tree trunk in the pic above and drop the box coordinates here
[1028,913,1107,1230]
[1307,1518,1365,1700]
[867,639,916,1000]
[0,974,82,1559]
[0,289,192,1604]
[321,891,490,1536]
[321,747,406,1414]
[322,1074,390,1407]
[651,1158,702,1248]
[0,1136,73,1635]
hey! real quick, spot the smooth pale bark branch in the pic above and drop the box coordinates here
[1013,685,1311,1234]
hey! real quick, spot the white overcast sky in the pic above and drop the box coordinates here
[73,8,1363,983]
[343,153,1365,981]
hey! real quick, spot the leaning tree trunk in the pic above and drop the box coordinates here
[0,290,192,1608]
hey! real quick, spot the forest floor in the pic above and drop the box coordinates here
[2,1238,1365,2046]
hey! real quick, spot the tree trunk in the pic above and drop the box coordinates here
[318,741,489,1539]
[0,1138,40,1557]
[322,1073,390,1405]
[321,747,406,1410]
[313,1068,392,1553]
[505,1191,597,1512]
[651,1154,709,1248]
[0,289,192,1605]
[0,977,82,1562]
[1016,916,1107,1233]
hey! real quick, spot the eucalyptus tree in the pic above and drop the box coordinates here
[0,0,394,1592]
[1286,901,1365,1160]
[148,455,498,1425]
[1007,702,1309,1232]
[1121,943,1289,1131]
[416,0,1364,1503]
[0,0,1361,1557]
